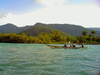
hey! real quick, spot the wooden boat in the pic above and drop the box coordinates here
[46,44,87,49]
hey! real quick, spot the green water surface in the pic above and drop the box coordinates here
[0,43,100,75]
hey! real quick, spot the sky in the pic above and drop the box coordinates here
[0,0,100,27]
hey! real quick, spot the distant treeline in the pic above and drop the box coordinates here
[0,30,100,44]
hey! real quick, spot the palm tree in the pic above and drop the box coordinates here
[82,30,88,37]
[88,34,93,41]
[91,30,96,37]
[91,30,96,41]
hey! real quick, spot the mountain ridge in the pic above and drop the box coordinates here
[19,23,71,37]
[0,23,100,36]
[0,23,31,33]
[33,23,100,36]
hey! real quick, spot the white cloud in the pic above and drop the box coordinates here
[0,11,6,19]
[0,4,100,27]
[35,0,68,6]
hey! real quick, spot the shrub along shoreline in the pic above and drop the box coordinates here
[0,30,100,44]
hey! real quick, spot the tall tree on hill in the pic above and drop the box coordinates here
[54,30,62,42]
[82,30,88,38]
[91,30,96,37]
[88,34,93,41]
[91,30,96,41]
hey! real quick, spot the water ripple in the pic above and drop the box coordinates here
[0,44,100,75]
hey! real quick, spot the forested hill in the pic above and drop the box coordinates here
[34,23,100,36]
[0,23,100,36]
[20,24,71,37]
[0,23,30,33]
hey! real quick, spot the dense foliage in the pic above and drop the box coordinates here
[19,24,72,37]
[77,30,100,44]
[0,30,100,44]
[0,30,77,44]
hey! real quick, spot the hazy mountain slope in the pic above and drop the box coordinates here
[0,23,30,33]
[20,24,71,37]
[88,28,100,31]
[1,23,100,36]
[34,23,100,36]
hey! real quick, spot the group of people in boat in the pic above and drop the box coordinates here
[64,42,84,47]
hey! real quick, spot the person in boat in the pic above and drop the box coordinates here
[72,43,76,47]
[69,41,72,47]
[64,43,67,47]
[70,44,72,47]
[81,42,84,47]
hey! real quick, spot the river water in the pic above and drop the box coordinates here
[0,43,100,75]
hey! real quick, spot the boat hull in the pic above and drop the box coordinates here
[46,44,87,49]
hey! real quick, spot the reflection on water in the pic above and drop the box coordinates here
[0,43,100,75]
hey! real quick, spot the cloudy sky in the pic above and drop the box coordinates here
[0,0,100,27]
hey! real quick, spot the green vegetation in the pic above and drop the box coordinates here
[0,30,100,44]
[1,23,100,36]
[0,23,100,44]
[34,23,100,36]
[77,30,100,44]
[0,31,68,44]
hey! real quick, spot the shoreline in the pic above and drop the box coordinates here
[0,42,100,45]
